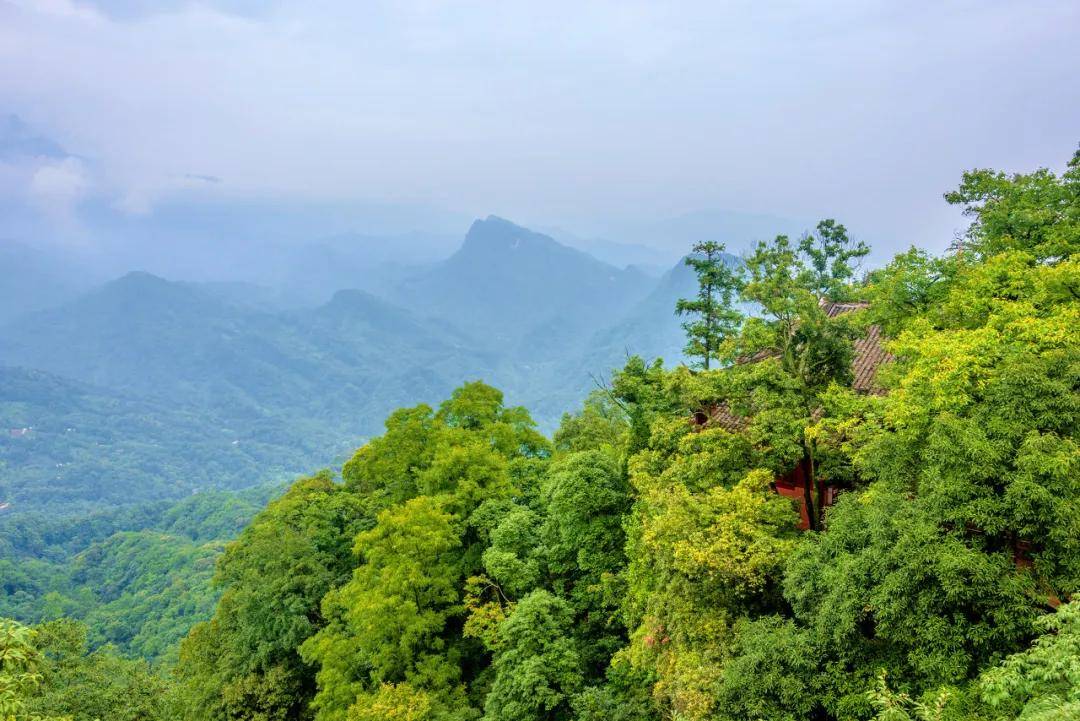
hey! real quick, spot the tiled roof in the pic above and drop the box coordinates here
[851,323,892,395]
[820,299,869,317]
[701,300,892,429]
[709,405,747,432]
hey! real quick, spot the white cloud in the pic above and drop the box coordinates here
[28,156,91,218]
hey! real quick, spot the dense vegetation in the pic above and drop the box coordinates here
[0,366,317,513]
[3,150,1078,720]
[0,487,275,662]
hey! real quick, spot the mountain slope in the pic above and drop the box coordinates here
[513,252,747,422]
[0,367,324,512]
[0,273,498,427]
[394,216,653,355]
[0,274,510,512]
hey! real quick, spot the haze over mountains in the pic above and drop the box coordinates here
[0,215,747,514]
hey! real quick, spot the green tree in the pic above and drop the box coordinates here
[730,226,867,529]
[552,392,629,455]
[541,449,631,671]
[28,619,168,721]
[300,382,549,721]
[346,683,437,721]
[798,218,870,300]
[620,410,797,720]
[944,145,1080,262]
[301,497,467,721]
[675,241,745,370]
[483,590,583,721]
[782,488,1039,717]
[711,616,822,721]
[979,600,1080,721]
[175,472,368,721]
[0,618,68,721]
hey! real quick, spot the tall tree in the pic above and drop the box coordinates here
[675,241,744,370]
[798,219,869,300]
[944,145,1080,262]
[301,496,467,721]
[979,600,1080,721]
[28,619,169,721]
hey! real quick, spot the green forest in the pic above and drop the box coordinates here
[3,150,1078,721]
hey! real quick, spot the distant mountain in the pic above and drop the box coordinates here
[2,271,271,411]
[269,231,458,304]
[0,272,513,513]
[516,251,750,422]
[179,280,303,312]
[0,217,755,514]
[514,255,696,421]
[395,216,653,355]
[598,249,750,361]
[589,254,700,361]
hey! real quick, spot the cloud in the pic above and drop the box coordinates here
[28,156,91,219]
[0,114,95,225]
[0,0,1077,257]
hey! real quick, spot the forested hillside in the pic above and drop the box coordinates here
[3,150,1078,721]
[1,217,701,515]
[0,486,277,661]
[0,367,313,511]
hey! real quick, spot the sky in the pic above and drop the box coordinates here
[1,0,1078,265]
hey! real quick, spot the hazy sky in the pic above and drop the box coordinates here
[2,0,1078,261]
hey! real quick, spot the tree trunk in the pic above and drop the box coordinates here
[800,451,817,531]
[811,441,826,529]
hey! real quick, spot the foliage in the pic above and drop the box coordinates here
[675,242,745,370]
[483,590,583,721]
[979,600,1080,721]
[0,618,65,721]
[798,219,870,301]
[783,488,1040,716]
[944,145,1079,262]
[0,487,272,664]
[299,383,549,721]
[0,366,315,515]
[28,619,168,721]
[175,472,368,721]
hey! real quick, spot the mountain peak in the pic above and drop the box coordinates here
[459,215,562,256]
[112,270,171,286]
[87,271,214,312]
